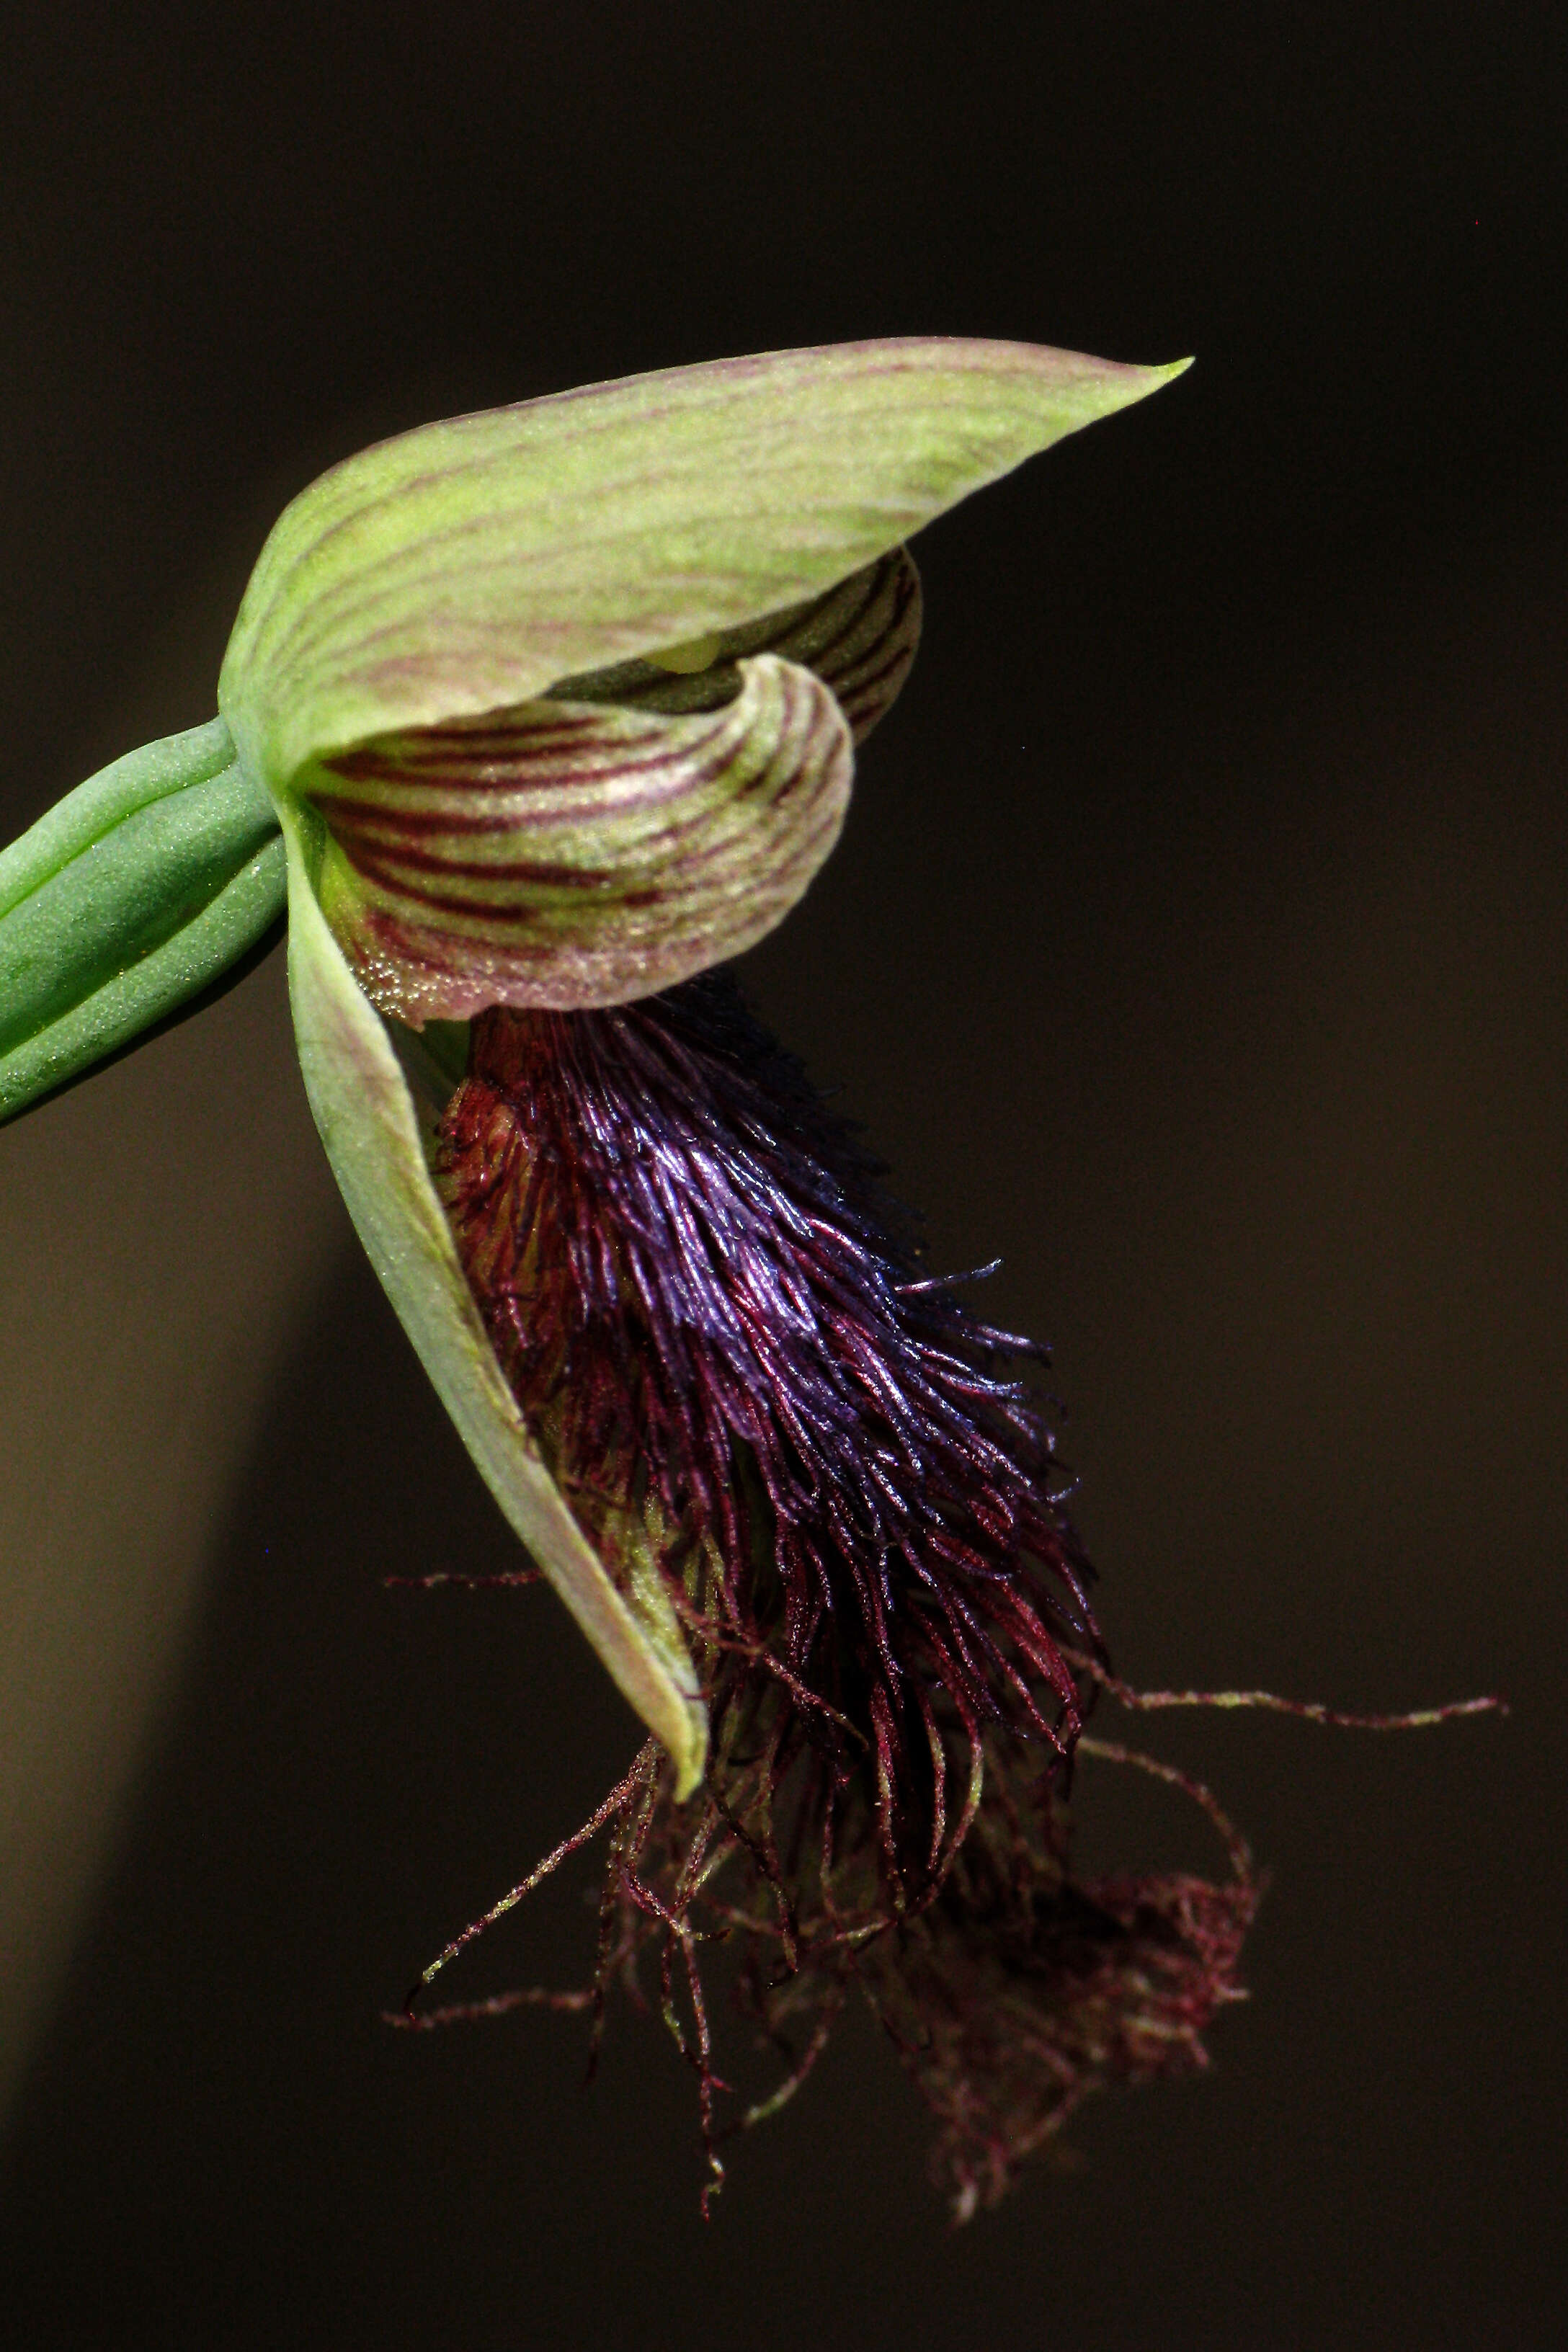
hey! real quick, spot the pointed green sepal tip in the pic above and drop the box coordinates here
[0,719,285,1126]
[218,337,1192,798]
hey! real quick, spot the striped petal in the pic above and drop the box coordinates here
[300,654,852,1023]
[550,545,922,745]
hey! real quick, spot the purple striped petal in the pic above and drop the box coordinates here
[303,654,852,1023]
[549,545,922,745]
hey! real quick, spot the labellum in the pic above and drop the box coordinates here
[419,970,1258,2213]
[438,975,1096,1868]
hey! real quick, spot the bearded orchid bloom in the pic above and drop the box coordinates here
[1,337,1187,1796]
[8,337,1494,2210]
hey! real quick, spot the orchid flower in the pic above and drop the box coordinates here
[1,338,1185,1799]
[3,337,1502,2211]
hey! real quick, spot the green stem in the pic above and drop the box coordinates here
[0,718,286,1125]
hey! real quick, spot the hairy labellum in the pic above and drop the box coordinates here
[436,971,1100,1894]
[420,974,1256,2209]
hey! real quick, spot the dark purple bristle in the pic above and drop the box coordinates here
[436,971,1100,1881]
[412,971,1263,2211]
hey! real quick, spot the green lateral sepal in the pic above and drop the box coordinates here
[279,796,708,1793]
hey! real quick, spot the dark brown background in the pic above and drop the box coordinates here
[1,4,1563,2345]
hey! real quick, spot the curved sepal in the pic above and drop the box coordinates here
[219,339,1189,788]
[300,653,853,1023]
[277,798,707,1792]
[0,719,285,1126]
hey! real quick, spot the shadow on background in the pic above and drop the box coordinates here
[1,4,1564,2345]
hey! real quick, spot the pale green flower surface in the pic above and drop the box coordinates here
[0,337,1188,1792]
[219,338,1188,781]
